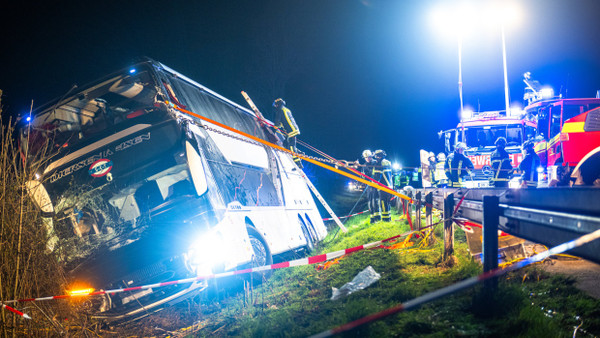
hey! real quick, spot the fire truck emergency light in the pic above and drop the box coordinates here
[540,87,554,99]
[461,109,473,120]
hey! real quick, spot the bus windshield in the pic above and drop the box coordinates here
[464,125,523,149]
[22,67,159,155]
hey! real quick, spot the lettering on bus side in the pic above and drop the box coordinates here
[49,132,151,183]
[115,133,151,152]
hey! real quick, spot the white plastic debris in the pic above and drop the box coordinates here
[331,266,381,300]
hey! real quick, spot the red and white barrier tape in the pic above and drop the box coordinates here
[2,226,438,307]
[310,227,600,338]
[453,218,511,237]
[2,303,30,319]
[322,210,369,221]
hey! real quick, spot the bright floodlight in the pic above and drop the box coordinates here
[392,163,400,170]
[129,68,136,74]
[498,2,522,26]
[431,2,522,34]
[429,3,476,36]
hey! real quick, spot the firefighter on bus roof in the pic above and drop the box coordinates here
[444,142,474,188]
[273,98,302,168]
[518,140,540,188]
[373,149,393,222]
[490,137,513,188]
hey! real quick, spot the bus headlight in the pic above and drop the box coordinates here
[184,230,228,276]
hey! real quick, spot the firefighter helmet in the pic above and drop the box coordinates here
[495,137,507,148]
[523,140,535,150]
[428,152,435,159]
[362,149,372,159]
[437,152,446,161]
[374,149,387,158]
[455,142,467,151]
[273,98,286,108]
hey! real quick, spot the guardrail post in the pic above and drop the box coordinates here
[483,195,499,292]
[415,191,422,231]
[443,193,454,260]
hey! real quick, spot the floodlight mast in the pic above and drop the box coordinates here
[458,33,465,143]
[501,23,510,116]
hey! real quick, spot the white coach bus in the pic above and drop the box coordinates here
[21,58,327,319]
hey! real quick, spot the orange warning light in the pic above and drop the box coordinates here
[69,288,95,296]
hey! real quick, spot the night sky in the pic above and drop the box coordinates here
[2,0,600,167]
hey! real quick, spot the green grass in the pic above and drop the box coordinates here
[141,212,600,337]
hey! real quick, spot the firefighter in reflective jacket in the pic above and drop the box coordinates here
[444,142,474,188]
[273,98,302,167]
[490,137,513,187]
[518,140,540,188]
[435,153,448,187]
[373,149,393,222]
[361,150,379,224]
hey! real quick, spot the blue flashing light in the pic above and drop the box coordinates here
[26,116,32,123]
[129,68,136,74]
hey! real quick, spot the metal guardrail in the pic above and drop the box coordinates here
[422,187,600,264]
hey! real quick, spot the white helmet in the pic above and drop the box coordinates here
[428,152,435,159]
[437,152,446,161]
[362,149,372,159]
[455,142,467,151]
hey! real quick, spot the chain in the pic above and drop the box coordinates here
[199,123,343,166]
[198,122,399,171]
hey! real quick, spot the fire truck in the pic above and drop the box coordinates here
[523,73,600,186]
[439,110,537,188]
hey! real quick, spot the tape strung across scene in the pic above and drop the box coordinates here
[1,221,445,308]
[309,227,600,338]
[323,210,369,221]
[2,303,30,320]
[167,101,412,202]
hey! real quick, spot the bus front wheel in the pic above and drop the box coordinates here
[247,226,272,282]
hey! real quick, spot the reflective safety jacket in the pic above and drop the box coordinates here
[274,106,300,138]
[373,158,393,188]
[444,152,474,187]
[434,161,447,185]
[490,148,513,183]
[519,152,540,187]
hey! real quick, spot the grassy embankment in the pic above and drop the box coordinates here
[125,210,600,337]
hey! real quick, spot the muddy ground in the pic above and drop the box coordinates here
[540,257,600,299]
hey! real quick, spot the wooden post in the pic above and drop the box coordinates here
[483,195,499,292]
[443,193,454,260]
[425,192,433,228]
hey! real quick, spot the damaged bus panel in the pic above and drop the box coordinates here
[20,59,327,320]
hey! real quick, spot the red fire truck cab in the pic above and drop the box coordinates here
[525,97,600,186]
[441,110,537,188]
